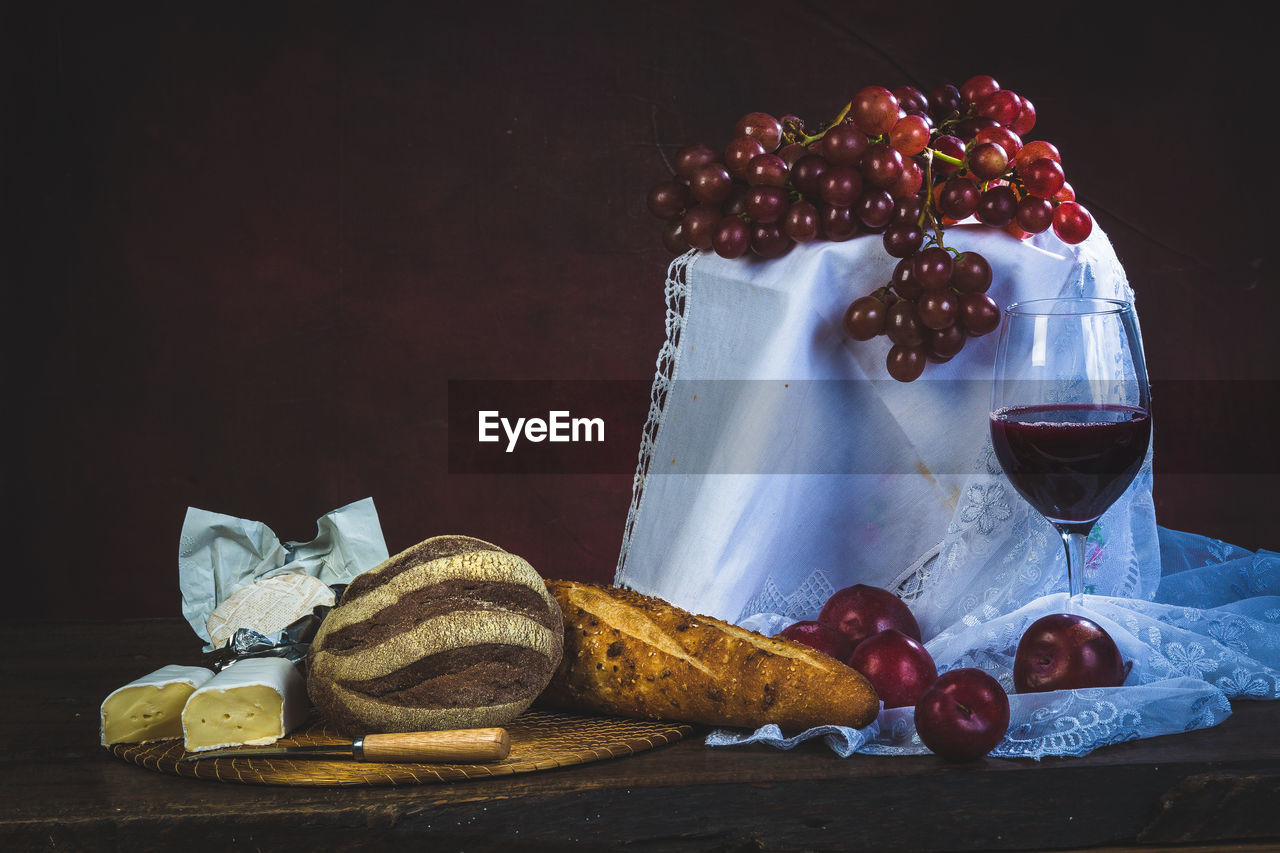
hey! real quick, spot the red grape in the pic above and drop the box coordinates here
[734,112,783,152]
[751,222,792,258]
[913,246,955,290]
[926,324,966,359]
[712,216,750,258]
[791,154,829,196]
[821,205,859,241]
[783,200,819,242]
[890,115,931,155]
[1019,157,1066,198]
[682,204,721,250]
[952,252,993,293]
[976,90,1022,127]
[673,143,718,180]
[721,184,749,216]
[892,195,923,225]
[844,295,887,340]
[690,163,733,204]
[1010,96,1037,135]
[887,344,926,382]
[857,189,895,228]
[662,218,689,254]
[823,123,870,167]
[886,299,925,347]
[647,180,690,220]
[888,158,923,198]
[960,75,1000,106]
[894,85,930,114]
[968,142,1009,181]
[862,143,905,188]
[958,292,1000,336]
[891,256,923,299]
[746,153,789,187]
[938,177,980,220]
[975,185,1018,227]
[745,186,789,223]
[973,126,1022,160]
[918,290,958,330]
[724,137,767,179]
[883,222,924,257]
[1014,140,1061,173]
[955,116,999,140]
[1015,196,1054,234]
[819,165,863,207]
[851,86,900,136]
[1053,182,1076,203]
[928,84,962,117]
[1052,201,1093,244]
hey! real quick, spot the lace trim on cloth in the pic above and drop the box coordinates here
[731,557,939,629]
[890,541,943,605]
[616,250,699,581]
[739,571,838,623]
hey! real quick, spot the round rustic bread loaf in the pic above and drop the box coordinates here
[306,535,563,734]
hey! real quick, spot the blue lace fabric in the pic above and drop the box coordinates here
[707,527,1279,759]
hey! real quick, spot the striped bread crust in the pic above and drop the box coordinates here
[317,682,533,733]
[320,552,555,642]
[318,610,561,681]
[339,535,507,598]
[307,535,563,735]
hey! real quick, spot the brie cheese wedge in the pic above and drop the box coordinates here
[181,657,309,752]
[100,665,215,746]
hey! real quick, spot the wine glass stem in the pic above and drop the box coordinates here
[1058,526,1090,605]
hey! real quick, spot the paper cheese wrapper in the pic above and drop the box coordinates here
[179,497,389,650]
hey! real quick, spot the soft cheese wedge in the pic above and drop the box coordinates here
[181,657,309,752]
[205,571,335,648]
[100,665,215,746]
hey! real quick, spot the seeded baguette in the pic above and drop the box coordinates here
[539,580,879,731]
[307,535,563,735]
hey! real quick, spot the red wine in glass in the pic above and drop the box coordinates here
[990,403,1151,526]
[990,298,1151,601]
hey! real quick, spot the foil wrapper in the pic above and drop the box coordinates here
[203,586,346,673]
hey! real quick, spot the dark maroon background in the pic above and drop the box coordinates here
[6,2,1275,619]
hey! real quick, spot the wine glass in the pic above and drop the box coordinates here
[989,297,1151,603]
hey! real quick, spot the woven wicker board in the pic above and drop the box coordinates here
[108,709,693,787]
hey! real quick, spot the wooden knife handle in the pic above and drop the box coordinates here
[357,728,510,763]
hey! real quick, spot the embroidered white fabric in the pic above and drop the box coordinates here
[617,227,1279,759]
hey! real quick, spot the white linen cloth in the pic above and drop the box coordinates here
[617,228,1279,758]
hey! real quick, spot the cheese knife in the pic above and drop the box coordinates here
[179,727,510,763]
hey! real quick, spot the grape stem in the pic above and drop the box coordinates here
[920,148,946,248]
[928,148,964,167]
[797,100,853,146]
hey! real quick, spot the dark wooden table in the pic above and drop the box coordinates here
[3,618,1278,851]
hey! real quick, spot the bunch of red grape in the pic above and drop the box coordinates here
[646,75,1093,382]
